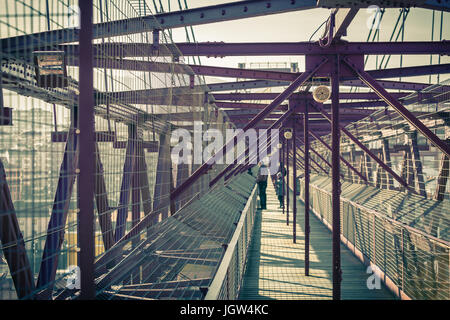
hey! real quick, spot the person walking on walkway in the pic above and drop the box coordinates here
[257,163,268,210]
[275,172,284,208]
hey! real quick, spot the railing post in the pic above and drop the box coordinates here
[78,0,95,300]
[282,138,285,215]
[331,54,341,300]
[286,131,290,226]
[292,116,297,243]
[304,104,310,276]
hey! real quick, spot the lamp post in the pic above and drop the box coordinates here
[284,129,292,226]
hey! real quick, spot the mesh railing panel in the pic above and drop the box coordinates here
[299,175,450,300]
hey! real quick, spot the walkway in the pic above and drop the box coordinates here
[239,177,395,300]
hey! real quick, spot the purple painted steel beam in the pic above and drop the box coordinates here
[215,101,288,110]
[114,125,138,242]
[152,128,172,220]
[286,132,290,226]
[62,41,450,57]
[94,143,114,251]
[70,56,450,84]
[0,160,35,299]
[37,128,78,299]
[367,63,450,80]
[170,59,328,201]
[303,105,310,276]
[282,140,285,215]
[342,57,450,158]
[78,0,95,299]
[112,77,431,102]
[311,102,408,188]
[292,116,297,243]
[333,8,359,40]
[331,55,341,300]
[131,139,142,250]
[317,0,450,12]
[137,146,152,216]
[3,0,318,52]
[215,92,409,101]
[228,112,370,122]
[340,79,430,91]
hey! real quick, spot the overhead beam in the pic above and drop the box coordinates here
[69,57,450,83]
[2,0,317,53]
[317,0,450,12]
[333,8,359,40]
[107,78,432,102]
[214,92,410,101]
[107,79,430,106]
[61,41,450,57]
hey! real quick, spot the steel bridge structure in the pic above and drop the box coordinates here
[0,0,449,300]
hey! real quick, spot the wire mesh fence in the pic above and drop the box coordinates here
[298,174,449,300]
[0,0,241,299]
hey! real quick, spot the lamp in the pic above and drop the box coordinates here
[283,130,292,140]
[33,51,68,88]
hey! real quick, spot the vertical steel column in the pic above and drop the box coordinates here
[131,137,142,247]
[152,127,172,221]
[0,160,35,299]
[286,131,290,226]
[78,0,95,299]
[37,127,78,298]
[292,117,297,243]
[94,143,114,251]
[114,125,137,241]
[382,139,394,190]
[304,104,310,276]
[331,55,341,300]
[138,146,152,216]
[282,139,285,215]
[409,131,427,197]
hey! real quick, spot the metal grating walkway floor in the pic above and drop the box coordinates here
[239,177,395,300]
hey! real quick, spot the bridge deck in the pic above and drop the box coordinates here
[239,177,395,300]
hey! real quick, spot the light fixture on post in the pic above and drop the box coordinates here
[33,51,68,88]
[277,143,282,149]
[312,85,331,103]
[284,129,293,140]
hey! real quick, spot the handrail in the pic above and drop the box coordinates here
[309,183,449,247]
[205,184,258,300]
